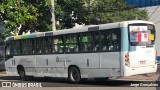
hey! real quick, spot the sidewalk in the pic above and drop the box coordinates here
[0,71,6,76]
[111,64,160,81]
[111,73,159,81]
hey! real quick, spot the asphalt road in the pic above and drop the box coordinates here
[0,75,159,88]
[0,74,158,90]
[0,76,158,90]
[0,64,159,88]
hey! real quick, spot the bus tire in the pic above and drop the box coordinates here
[18,67,27,81]
[68,67,81,83]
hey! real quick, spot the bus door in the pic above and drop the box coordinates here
[128,24,156,67]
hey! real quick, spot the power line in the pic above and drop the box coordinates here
[148,5,159,20]
[150,11,160,21]
[149,5,160,21]
[155,20,160,24]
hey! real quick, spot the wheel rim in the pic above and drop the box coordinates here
[20,70,25,78]
[19,69,26,80]
[70,68,80,82]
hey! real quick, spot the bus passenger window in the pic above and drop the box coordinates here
[52,36,64,53]
[81,32,99,52]
[52,38,58,53]
[101,32,111,51]
[101,29,120,51]
[58,39,63,53]
[81,35,90,52]
[92,33,99,51]
[65,34,79,53]
[36,38,43,54]
[6,45,10,55]
[47,37,53,53]
[111,30,120,51]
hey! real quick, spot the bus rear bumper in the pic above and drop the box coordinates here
[123,64,157,76]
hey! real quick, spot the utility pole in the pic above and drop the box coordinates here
[51,0,56,31]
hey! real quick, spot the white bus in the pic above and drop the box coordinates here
[5,20,157,83]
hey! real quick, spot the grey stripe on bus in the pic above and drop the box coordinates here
[88,26,99,31]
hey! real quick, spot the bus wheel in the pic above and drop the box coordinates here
[18,68,27,81]
[68,67,81,83]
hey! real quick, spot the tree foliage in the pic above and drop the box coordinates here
[0,0,148,38]
[0,0,52,36]
[56,0,148,29]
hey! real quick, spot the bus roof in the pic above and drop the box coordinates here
[5,20,154,41]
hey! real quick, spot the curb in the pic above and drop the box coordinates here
[110,73,159,81]
[110,77,159,81]
[0,73,7,76]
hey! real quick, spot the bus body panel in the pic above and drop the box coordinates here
[35,53,121,78]
[5,53,121,78]
[5,55,36,76]
[130,46,156,67]
[66,52,120,78]
[5,58,18,76]
[100,52,120,68]
[36,54,67,77]
[124,64,157,76]
[120,27,129,77]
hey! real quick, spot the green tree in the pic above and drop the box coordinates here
[0,0,52,37]
[55,0,85,29]
[85,0,148,24]
[56,0,148,29]
[0,0,148,38]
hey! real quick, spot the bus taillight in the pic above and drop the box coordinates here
[125,53,130,66]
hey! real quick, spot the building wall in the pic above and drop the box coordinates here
[126,0,160,7]
[144,6,160,61]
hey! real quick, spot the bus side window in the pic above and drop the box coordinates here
[81,32,99,52]
[5,43,13,59]
[101,31,111,51]
[47,37,53,53]
[18,41,21,54]
[42,37,49,54]
[81,34,90,52]
[65,34,79,53]
[111,30,120,51]
[52,37,59,53]
[36,38,42,54]
[58,37,64,53]
[101,29,120,51]
[92,32,99,51]
[22,39,34,55]
[13,41,21,55]
[52,36,64,53]
[6,44,10,56]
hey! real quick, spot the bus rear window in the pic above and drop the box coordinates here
[129,24,155,46]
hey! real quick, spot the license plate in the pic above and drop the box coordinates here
[145,50,152,54]
[140,61,146,64]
